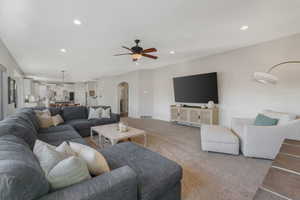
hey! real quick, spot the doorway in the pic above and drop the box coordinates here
[0,64,6,120]
[117,82,129,117]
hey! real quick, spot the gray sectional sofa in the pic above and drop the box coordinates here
[0,107,182,200]
[34,106,120,137]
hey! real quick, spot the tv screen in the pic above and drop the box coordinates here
[173,72,219,103]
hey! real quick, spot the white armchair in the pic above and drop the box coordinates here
[231,117,300,159]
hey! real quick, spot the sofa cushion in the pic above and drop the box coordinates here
[62,106,87,121]
[89,118,116,126]
[39,124,75,134]
[100,142,182,200]
[0,120,37,149]
[13,112,38,133]
[0,135,49,200]
[65,119,93,131]
[69,138,89,145]
[5,115,38,136]
[16,108,40,130]
[38,130,81,146]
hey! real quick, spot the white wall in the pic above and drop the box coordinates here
[138,70,154,117]
[0,38,24,117]
[99,33,300,127]
[152,33,300,126]
[74,83,86,105]
[97,71,140,118]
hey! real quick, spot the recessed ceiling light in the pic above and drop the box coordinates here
[240,25,249,31]
[60,48,67,53]
[135,62,139,65]
[170,51,175,54]
[73,19,82,25]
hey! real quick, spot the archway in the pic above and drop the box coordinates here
[117,82,129,117]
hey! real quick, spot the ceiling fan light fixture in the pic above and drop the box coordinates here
[132,53,142,60]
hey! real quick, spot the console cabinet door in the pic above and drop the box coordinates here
[190,110,201,124]
[170,107,179,121]
[200,110,212,124]
[178,108,189,122]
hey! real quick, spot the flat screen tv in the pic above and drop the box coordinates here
[173,72,219,103]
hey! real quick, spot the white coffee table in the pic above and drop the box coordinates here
[91,124,147,147]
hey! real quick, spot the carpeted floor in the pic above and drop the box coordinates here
[88,118,272,200]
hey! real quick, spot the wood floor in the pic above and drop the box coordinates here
[86,118,272,200]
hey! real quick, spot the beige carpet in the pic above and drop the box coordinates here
[88,118,272,200]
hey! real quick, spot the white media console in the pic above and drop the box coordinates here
[170,105,218,126]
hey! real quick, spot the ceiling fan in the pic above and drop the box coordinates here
[114,39,158,62]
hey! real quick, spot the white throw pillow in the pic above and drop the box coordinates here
[88,107,102,119]
[33,140,91,190]
[69,142,110,175]
[34,144,67,175]
[263,110,297,125]
[48,156,91,190]
[52,114,64,126]
[34,140,75,157]
[101,108,111,118]
[55,141,77,157]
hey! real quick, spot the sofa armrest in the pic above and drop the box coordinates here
[111,113,120,122]
[244,120,300,159]
[38,166,137,200]
[231,117,254,141]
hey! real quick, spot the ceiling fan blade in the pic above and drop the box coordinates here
[142,54,158,59]
[142,48,157,53]
[122,46,132,52]
[114,53,132,56]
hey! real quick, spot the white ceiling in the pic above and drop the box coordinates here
[1,0,300,82]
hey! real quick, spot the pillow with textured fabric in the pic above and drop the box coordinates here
[34,142,67,175]
[69,142,110,175]
[47,156,91,190]
[35,109,51,117]
[33,140,90,190]
[88,107,102,119]
[101,107,111,118]
[34,140,76,158]
[52,114,64,126]
[37,115,54,128]
[254,114,279,126]
[55,141,77,156]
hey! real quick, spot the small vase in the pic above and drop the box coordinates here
[207,101,215,109]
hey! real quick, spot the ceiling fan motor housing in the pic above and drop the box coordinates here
[131,46,143,54]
